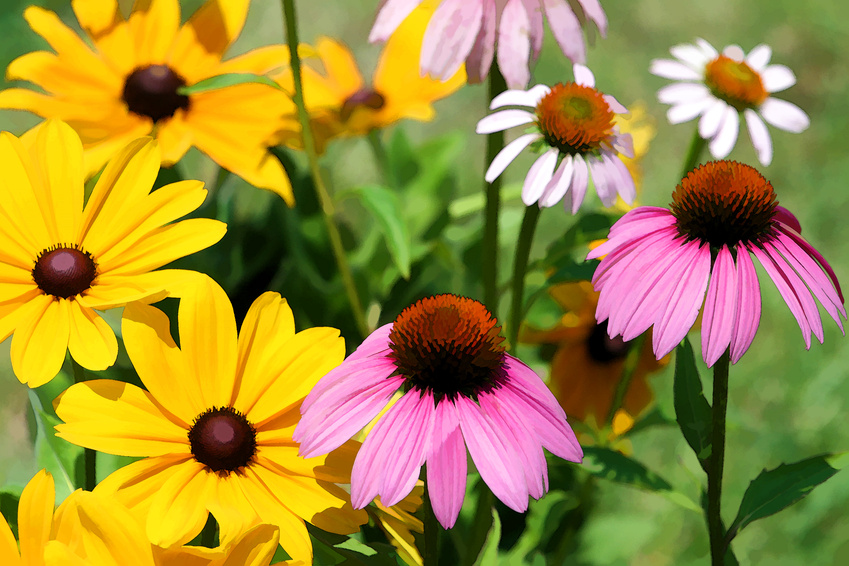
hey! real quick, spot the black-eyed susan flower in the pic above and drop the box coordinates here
[0,469,55,565]
[294,294,582,529]
[54,276,366,564]
[372,486,424,566]
[588,161,845,366]
[0,120,224,387]
[274,2,465,153]
[476,65,635,213]
[0,0,295,203]
[651,39,809,166]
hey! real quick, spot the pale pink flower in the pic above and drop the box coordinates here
[651,39,809,166]
[587,161,845,367]
[476,65,635,213]
[293,294,582,529]
[370,0,607,89]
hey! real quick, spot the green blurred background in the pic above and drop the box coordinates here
[0,0,847,564]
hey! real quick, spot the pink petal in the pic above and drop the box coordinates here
[605,151,636,205]
[542,0,585,64]
[774,206,802,234]
[485,133,541,182]
[744,109,773,166]
[730,248,761,363]
[369,0,423,42]
[427,402,466,528]
[575,0,608,35]
[759,98,809,133]
[539,154,574,208]
[701,246,738,367]
[563,153,589,214]
[522,0,544,61]
[421,0,483,80]
[762,240,825,344]
[588,155,614,207]
[522,149,558,206]
[476,109,536,134]
[466,0,497,83]
[490,84,550,109]
[778,224,845,305]
[603,94,628,115]
[497,0,532,89]
[301,341,393,413]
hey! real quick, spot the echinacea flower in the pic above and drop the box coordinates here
[369,0,607,89]
[53,276,367,563]
[294,294,583,529]
[651,39,809,166]
[476,65,635,213]
[587,160,845,366]
[0,0,295,203]
[0,120,224,387]
[274,2,464,153]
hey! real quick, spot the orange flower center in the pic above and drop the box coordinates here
[189,407,257,474]
[704,55,768,110]
[32,245,97,299]
[671,160,777,248]
[535,83,615,155]
[389,295,507,401]
[122,64,190,123]
[340,88,385,122]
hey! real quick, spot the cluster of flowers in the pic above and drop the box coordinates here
[0,0,843,564]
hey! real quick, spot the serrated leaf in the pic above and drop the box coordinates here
[473,509,501,566]
[727,452,847,541]
[581,446,673,492]
[177,72,284,95]
[673,338,712,467]
[29,391,83,501]
[342,185,411,279]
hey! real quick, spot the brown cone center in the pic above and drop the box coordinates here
[189,407,257,473]
[122,64,190,122]
[340,88,386,121]
[586,320,631,364]
[32,246,97,299]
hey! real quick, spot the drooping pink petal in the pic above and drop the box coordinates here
[466,0,497,83]
[563,153,589,214]
[521,149,558,206]
[490,84,550,109]
[522,0,544,62]
[701,245,738,367]
[539,0,584,64]
[744,109,773,166]
[576,0,608,34]
[603,206,676,241]
[421,0,483,80]
[369,0,423,42]
[476,109,536,134]
[777,225,844,303]
[497,0,532,89]
[485,133,541,182]
[774,206,802,234]
[730,248,761,363]
[301,344,394,413]
[427,401,466,528]
[762,240,825,344]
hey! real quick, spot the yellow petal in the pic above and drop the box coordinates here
[169,0,250,80]
[0,509,20,566]
[221,524,279,566]
[43,541,87,566]
[78,273,172,310]
[217,45,291,75]
[0,288,47,346]
[128,0,180,66]
[315,38,364,95]
[19,469,55,566]
[11,295,69,387]
[0,261,34,286]
[67,300,118,371]
[155,544,220,566]
[54,379,190,456]
[79,121,154,180]
[146,460,214,547]
[155,115,194,166]
[71,0,136,76]
[204,474,259,546]
[30,120,84,243]
[95,454,191,519]
[254,440,357,484]
[122,301,202,426]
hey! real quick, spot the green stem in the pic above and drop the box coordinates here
[508,205,541,348]
[367,129,396,189]
[422,468,440,566]
[551,475,596,564]
[72,360,96,491]
[707,351,730,566]
[281,0,368,338]
[680,126,708,179]
[464,486,494,566]
[482,67,508,316]
[604,334,646,426]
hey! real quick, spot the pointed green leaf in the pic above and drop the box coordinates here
[727,452,847,541]
[342,185,411,279]
[473,509,502,566]
[581,446,673,492]
[29,391,83,501]
[0,489,21,539]
[177,73,284,96]
[673,338,712,467]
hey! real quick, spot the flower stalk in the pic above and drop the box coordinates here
[680,126,708,179]
[604,334,646,426]
[72,359,96,491]
[508,204,542,348]
[707,351,730,566]
[483,67,508,316]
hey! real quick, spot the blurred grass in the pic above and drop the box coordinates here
[1,0,847,564]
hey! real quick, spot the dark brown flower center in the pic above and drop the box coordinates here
[340,88,386,122]
[388,295,507,401]
[671,160,777,249]
[122,64,190,123]
[704,55,768,111]
[32,245,97,299]
[586,320,631,363]
[188,407,257,474]
[535,82,615,155]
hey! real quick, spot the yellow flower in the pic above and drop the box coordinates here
[54,276,367,564]
[0,120,224,387]
[372,486,424,566]
[612,101,656,211]
[0,0,295,204]
[274,1,465,153]
[0,469,54,566]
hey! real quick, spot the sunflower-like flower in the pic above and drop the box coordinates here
[0,0,295,203]
[0,469,55,565]
[274,2,465,153]
[0,120,224,387]
[372,486,424,566]
[53,276,366,564]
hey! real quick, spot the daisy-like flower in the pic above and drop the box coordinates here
[587,160,845,367]
[0,0,295,203]
[651,39,809,166]
[369,0,607,89]
[53,277,367,564]
[0,120,224,387]
[0,469,55,565]
[294,294,583,529]
[274,2,465,154]
[372,486,424,566]
[476,65,635,213]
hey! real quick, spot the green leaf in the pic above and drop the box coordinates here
[177,73,284,95]
[544,212,616,267]
[727,452,848,541]
[546,258,599,285]
[581,446,673,492]
[29,390,83,501]
[473,509,501,566]
[0,489,21,539]
[673,338,712,467]
[341,185,412,279]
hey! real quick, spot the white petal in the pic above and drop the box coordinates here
[522,150,559,206]
[539,155,574,207]
[650,59,703,81]
[670,43,712,69]
[476,109,536,134]
[603,94,628,114]
[573,64,595,87]
[484,133,541,182]
[695,38,719,59]
[745,44,772,71]
[708,106,739,159]
[588,156,615,207]
[723,44,745,62]
[744,108,773,166]
[490,85,551,109]
[666,96,714,124]
[563,154,589,214]
[699,99,728,139]
[658,82,710,104]
[608,153,636,204]
[612,131,634,159]
[762,65,796,93]
[759,97,810,133]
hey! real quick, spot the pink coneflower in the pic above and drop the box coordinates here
[587,160,845,366]
[293,294,582,529]
[369,0,607,89]
[476,65,635,213]
[651,39,809,166]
